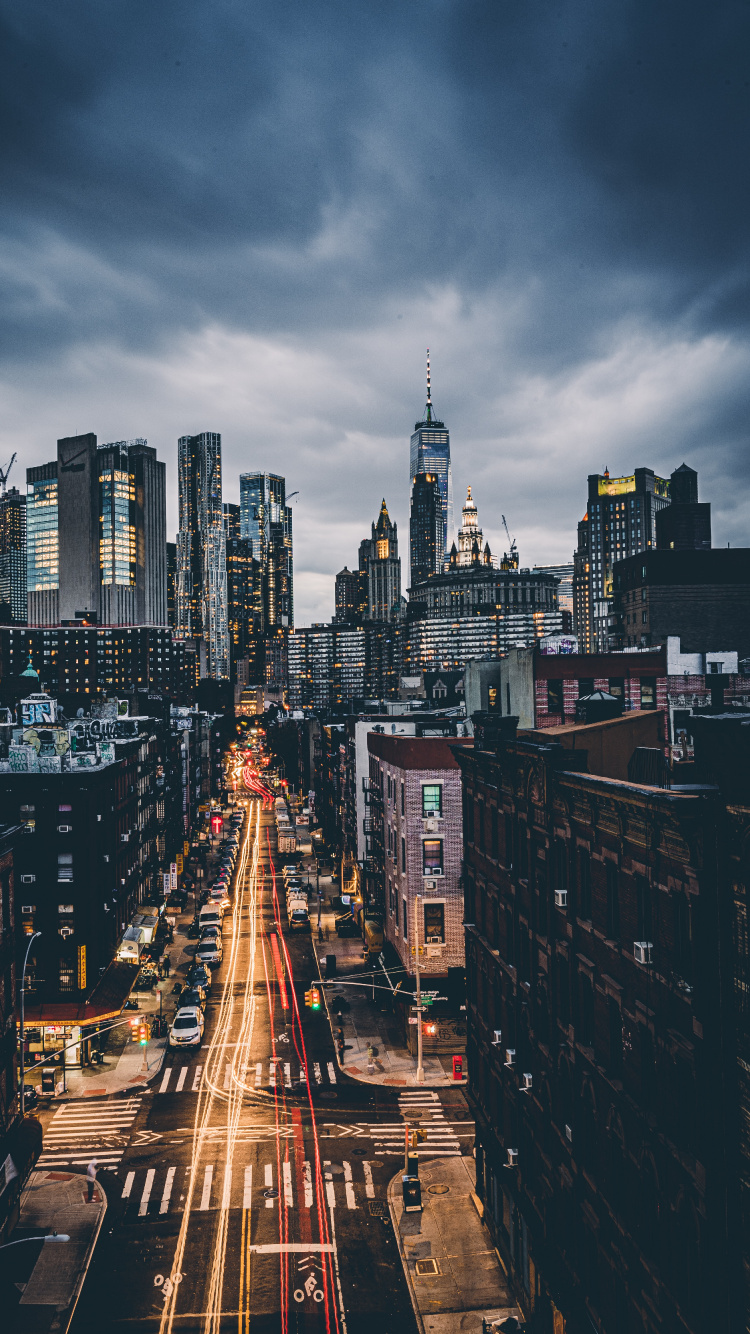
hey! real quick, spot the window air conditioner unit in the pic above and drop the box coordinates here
[21,905,34,914]
[555,889,567,908]
[565,1124,573,1143]
[58,824,72,833]
[521,1072,533,1092]
[506,1148,518,1169]
[21,875,35,884]
[424,819,438,833]
[505,1048,516,1068]
[427,935,443,945]
[59,927,73,938]
[634,941,653,965]
[492,1029,502,1045]
[424,879,436,890]
[121,833,129,843]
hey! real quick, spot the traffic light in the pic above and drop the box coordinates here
[310,986,321,1011]
[130,1018,140,1043]
[138,1022,149,1045]
[304,990,312,1008]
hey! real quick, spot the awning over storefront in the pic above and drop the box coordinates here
[22,959,139,1028]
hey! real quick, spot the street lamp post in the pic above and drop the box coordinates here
[414,895,424,1084]
[19,931,41,1115]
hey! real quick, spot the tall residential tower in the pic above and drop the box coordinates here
[176,431,229,678]
[239,472,293,630]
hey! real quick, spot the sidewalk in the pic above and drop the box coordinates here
[309,877,463,1088]
[387,1156,522,1333]
[9,1170,106,1333]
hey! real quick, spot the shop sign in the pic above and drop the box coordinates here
[77,945,87,990]
[170,862,177,889]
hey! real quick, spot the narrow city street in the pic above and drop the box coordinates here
[25,797,472,1333]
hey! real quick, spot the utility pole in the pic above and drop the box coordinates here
[414,894,424,1084]
[19,931,42,1114]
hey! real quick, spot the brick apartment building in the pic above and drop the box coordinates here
[367,733,471,978]
[455,715,742,1334]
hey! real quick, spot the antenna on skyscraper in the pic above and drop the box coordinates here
[426,349,432,423]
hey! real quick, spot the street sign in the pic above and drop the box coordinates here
[408,1016,418,1025]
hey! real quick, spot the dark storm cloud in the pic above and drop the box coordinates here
[1,0,749,618]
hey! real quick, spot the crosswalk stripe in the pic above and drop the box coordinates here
[222,1166,232,1209]
[175,1067,188,1092]
[324,1162,335,1210]
[327,1062,337,1084]
[192,1064,202,1091]
[139,1169,155,1216]
[160,1166,176,1214]
[343,1162,355,1210]
[264,1163,274,1208]
[243,1165,252,1210]
[269,1063,277,1089]
[199,1164,213,1210]
[122,1171,135,1199]
[283,1160,293,1208]
[255,1063,262,1088]
[224,1062,232,1090]
[303,1160,313,1209]
[362,1162,374,1198]
[284,1063,291,1088]
[159,1068,172,1093]
[314,1063,322,1084]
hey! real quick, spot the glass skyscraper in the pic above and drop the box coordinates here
[239,472,293,630]
[176,431,229,678]
[409,351,453,566]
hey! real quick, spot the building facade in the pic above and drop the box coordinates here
[239,472,294,631]
[26,436,167,630]
[358,500,401,622]
[655,464,711,552]
[223,503,262,682]
[409,471,443,587]
[0,487,26,625]
[574,467,671,653]
[176,431,229,678]
[456,720,741,1333]
[367,733,470,977]
[409,353,453,559]
[610,548,750,657]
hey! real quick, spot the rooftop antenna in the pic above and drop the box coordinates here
[0,452,17,495]
[425,349,432,423]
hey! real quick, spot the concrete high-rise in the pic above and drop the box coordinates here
[176,432,229,678]
[0,486,27,623]
[223,502,262,682]
[409,471,442,587]
[409,351,453,560]
[239,472,293,630]
[26,435,167,629]
[573,467,671,653]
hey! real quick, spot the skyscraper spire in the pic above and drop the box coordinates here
[425,348,432,423]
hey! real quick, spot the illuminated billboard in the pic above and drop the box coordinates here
[598,475,635,497]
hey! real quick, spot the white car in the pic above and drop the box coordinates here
[169,1007,204,1048]
[196,937,223,968]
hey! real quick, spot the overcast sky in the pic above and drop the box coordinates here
[2,1,749,623]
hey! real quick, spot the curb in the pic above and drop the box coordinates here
[386,1167,425,1334]
[63,1173,108,1334]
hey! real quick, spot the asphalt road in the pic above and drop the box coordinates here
[53,799,474,1334]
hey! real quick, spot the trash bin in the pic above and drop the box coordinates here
[325,954,337,979]
[41,1066,56,1094]
[402,1175,422,1213]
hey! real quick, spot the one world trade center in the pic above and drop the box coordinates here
[409,350,453,568]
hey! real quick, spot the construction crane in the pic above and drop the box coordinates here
[287,491,299,502]
[501,514,519,571]
[0,453,17,495]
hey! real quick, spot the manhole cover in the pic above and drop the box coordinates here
[428,1184,450,1195]
[368,1200,387,1217]
[415,1258,440,1276]
[262,1188,278,1199]
[320,1091,337,1100]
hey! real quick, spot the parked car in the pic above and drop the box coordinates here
[169,1007,204,1049]
[196,937,223,967]
[186,963,213,992]
[179,985,207,1012]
